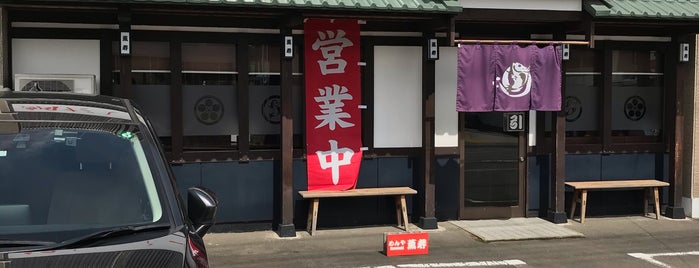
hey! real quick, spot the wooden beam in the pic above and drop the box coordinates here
[454,39,588,45]
[457,112,466,219]
[456,9,583,23]
[361,38,374,150]
[117,7,132,99]
[236,36,250,162]
[419,32,437,229]
[602,44,612,150]
[447,16,456,47]
[99,30,113,96]
[170,37,183,162]
[0,6,8,89]
[587,20,596,49]
[666,38,686,219]
[277,27,296,237]
[549,101,567,223]
[280,14,303,28]
[548,32,567,223]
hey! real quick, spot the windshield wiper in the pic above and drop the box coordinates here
[51,224,171,250]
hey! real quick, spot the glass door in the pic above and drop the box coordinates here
[459,112,526,219]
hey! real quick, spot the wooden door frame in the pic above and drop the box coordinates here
[457,112,527,220]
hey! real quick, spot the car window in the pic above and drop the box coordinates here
[0,127,166,242]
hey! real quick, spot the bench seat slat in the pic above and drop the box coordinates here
[300,186,417,236]
[299,187,417,198]
[565,179,669,190]
[567,179,669,223]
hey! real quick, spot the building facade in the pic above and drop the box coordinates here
[0,0,698,237]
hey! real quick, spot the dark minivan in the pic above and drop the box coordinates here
[0,92,217,268]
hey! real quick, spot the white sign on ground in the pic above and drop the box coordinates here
[628,251,699,268]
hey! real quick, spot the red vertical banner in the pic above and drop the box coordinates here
[304,19,362,191]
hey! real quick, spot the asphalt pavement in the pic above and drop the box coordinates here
[204,216,699,268]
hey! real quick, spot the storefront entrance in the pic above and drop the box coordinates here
[459,112,526,219]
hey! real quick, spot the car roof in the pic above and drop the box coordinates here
[0,92,142,134]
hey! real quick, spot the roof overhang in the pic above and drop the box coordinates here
[585,0,699,20]
[1,0,463,14]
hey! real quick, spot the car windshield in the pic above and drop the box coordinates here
[0,126,167,244]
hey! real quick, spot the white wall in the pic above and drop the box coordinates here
[460,0,581,11]
[683,197,699,218]
[435,47,459,147]
[374,46,422,148]
[11,39,100,90]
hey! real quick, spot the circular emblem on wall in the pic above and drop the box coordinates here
[194,95,224,125]
[624,96,646,121]
[262,95,281,124]
[564,96,583,122]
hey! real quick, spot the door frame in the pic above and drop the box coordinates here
[457,112,527,219]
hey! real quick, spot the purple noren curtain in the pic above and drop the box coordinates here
[456,44,561,112]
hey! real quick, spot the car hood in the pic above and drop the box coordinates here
[5,232,186,268]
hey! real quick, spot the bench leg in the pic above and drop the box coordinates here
[394,195,410,231]
[570,190,579,220]
[394,197,402,229]
[400,195,409,232]
[307,198,319,236]
[653,187,660,220]
[643,188,649,216]
[580,190,588,224]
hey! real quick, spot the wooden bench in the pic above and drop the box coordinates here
[298,187,418,236]
[566,179,670,223]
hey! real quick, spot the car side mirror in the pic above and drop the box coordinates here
[187,187,217,237]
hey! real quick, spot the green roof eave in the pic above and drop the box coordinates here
[584,0,612,17]
[584,0,699,20]
[27,0,463,14]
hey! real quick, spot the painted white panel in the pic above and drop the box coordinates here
[682,197,699,218]
[528,110,537,147]
[460,0,581,11]
[11,39,100,89]
[435,47,458,148]
[374,46,422,148]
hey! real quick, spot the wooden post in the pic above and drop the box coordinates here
[170,38,183,162]
[276,27,296,237]
[548,106,567,223]
[602,45,612,151]
[665,37,686,219]
[236,37,250,161]
[117,8,132,100]
[99,30,113,96]
[547,32,568,223]
[0,6,9,89]
[419,32,437,230]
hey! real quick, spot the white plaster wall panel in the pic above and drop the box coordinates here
[12,39,100,90]
[435,46,458,148]
[374,46,422,148]
[682,197,698,218]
